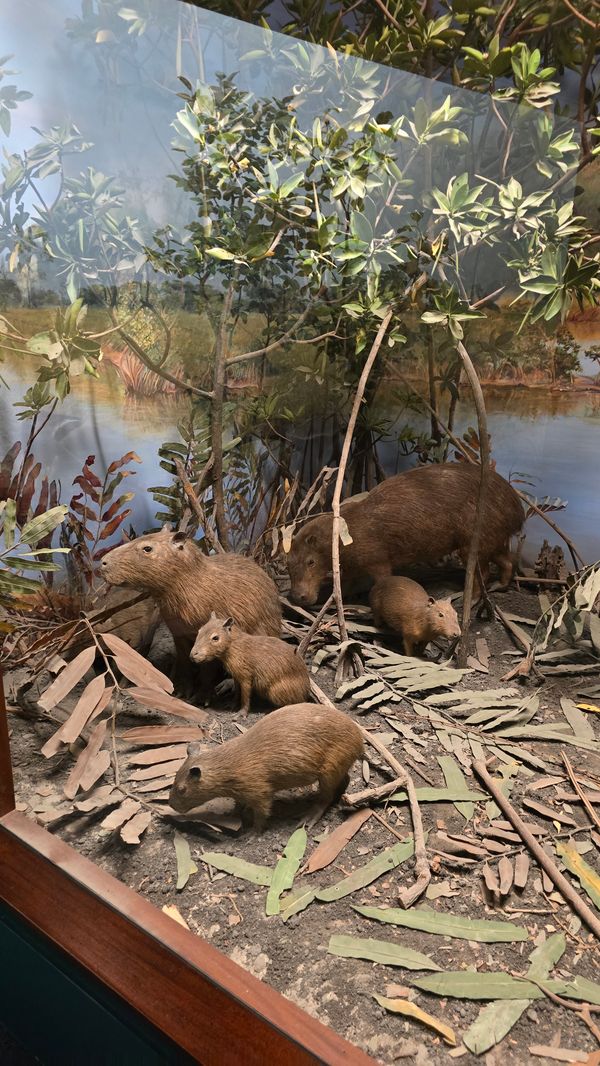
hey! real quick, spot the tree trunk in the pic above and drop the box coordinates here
[211,275,237,550]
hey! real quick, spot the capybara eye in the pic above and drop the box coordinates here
[211,634,219,641]
[142,545,153,554]
[307,558,315,567]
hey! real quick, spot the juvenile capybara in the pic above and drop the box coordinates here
[287,463,523,605]
[190,614,311,715]
[370,576,461,656]
[169,702,364,830]
[100,528,281,683]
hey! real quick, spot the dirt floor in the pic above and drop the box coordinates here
[5,580,600,1066]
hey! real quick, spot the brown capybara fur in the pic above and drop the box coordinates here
[190,614,311,716]
[370,576,461,657]
[169,702,364,830]
[100,528,281,683]
[287,463,523,605]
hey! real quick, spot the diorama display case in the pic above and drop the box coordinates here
[0,676,371,1065]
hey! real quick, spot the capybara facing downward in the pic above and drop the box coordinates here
[370,577,461,657]
[287,463,523,606]
[190,614,311,715]
[169,702,364,830]
[100,528,281,683]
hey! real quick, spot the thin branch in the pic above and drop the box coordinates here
[362,728,430,907]
[297,593,335,658]
[114,322,213,400]
[225,297,324,367]
[562,750,600,832]
[331,310,393,645]
[174,458,224,554]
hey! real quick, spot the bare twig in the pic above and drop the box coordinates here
[522,977,600,1045]
[362,728,430,907]
[455,339,491,667]
[297,593,335,658]
[562,751,600,832]
[342,777,403,807]
[211,273,238,548]
[174,458,224,554]
[331,310,393,645]
[473,760,600,940]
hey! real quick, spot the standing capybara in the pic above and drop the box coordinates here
[370,576,461,656]
[169,702,364,830]
[100,529,281,684]
[190,614,311,715]
[287,463,523,605]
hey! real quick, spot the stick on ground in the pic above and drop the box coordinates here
[473,760,600,940]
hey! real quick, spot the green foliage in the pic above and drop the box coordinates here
[0,499,68,608]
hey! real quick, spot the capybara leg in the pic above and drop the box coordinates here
[494,550,515,588]
[318,770,350,809]
[251,797,272,833]
[402,635,414,657]
[173,635,195,697]
[237,678,252,717]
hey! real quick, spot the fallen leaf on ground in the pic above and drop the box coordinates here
[64,720,107,800]
[121,725,205,745]
[120,809,152,844]
[266,828,307,916]
[530,1047,591,1063]
[556,842,600,909]
[328,934,440,971]
[514,853,530,891]
[426,880,457,900]
[302,808,372,875]
[162,904,190,929]
[316,839,414,903]
[37,646,96,712]
[101,798,141,831]
[463,932,565,1055]
[201,852,273,886]
[374,993,456,1046]
[280,888,316,922]
[354,905,527,942]
[174,831,198,890]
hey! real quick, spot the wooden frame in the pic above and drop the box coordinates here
[0,675,372,1065]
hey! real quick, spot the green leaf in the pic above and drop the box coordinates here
[20,506,68,547]
[279,173,304,198]
[463,933,565,1055]
[201,852,272,885]
[389,787,485,803]
[437,755,474,821]
[316,839,414,903]
[174,831,198,891]
[205,247,237,261]
[280,888,316,922]
[2,557,61,572]
[353,905,528,942]
[266,828,307,916]
[556,842,600,909]
[328,935,440,971]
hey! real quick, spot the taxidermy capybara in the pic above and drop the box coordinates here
[190,614,311,716]
[168,702,364,830]
[370,576,461,657]
[100,528,281,684]
[287,463,523,605]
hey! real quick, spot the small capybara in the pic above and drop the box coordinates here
[370,576,461,656]
[287,463,523,605]
[190,614,311,715]
[169,702,364,830]
[100,528,281,685]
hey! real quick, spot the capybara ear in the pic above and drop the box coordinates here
[172,530,189,544]
[427,596,435,606]
[159,524,171,536]
[210,610,217,620]
[187,741,203,758]
[223,617,234,630]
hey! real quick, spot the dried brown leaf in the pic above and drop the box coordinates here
[64,720,107,799]
[302,809,373,875]
[79,749,111,793]
[514,853,530,891]
[128,744,189,767]
[498,856,514,897]
[101,798,141,831]
[37,646,96,712]
[120,810,152,844]
[529,1047,590,1063]
[162,904,190,929]
[121,725,205,745]
[41,676,110,758]
[74,785,121,813]
[129,758,185,782]
[522,798,577,826]
[126,687,210,725]
[101,632,173,693]
[482,862,500,899]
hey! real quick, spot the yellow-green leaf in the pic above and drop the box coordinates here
[374,994,456,1046]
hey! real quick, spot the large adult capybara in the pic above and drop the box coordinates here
[100,528,281,683]
[370,576,461,657]
[169,702,364,830]
[287,463,523,606]
[190,614,311,716]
